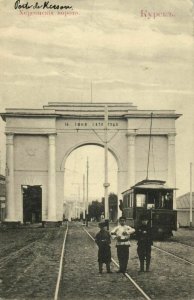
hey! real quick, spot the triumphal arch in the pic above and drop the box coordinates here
[1,102,180,223]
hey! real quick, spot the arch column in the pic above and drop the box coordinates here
[5,133,17,221]
[167,133,176,209]
[127,132,136,187]
[167,133,176,187]
[47,134,57,221]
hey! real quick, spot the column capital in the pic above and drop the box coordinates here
[6,133,14,145]
[168,132,176,137]
[168,133,176,145]
[126,132,136,146]
[127,133,136,139]
[48,134,56,145]
[126,130,137,138]
[48,133,57,136]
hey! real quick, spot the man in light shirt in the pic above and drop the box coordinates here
[111,216,135,273]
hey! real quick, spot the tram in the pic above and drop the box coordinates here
[122,179,177,239]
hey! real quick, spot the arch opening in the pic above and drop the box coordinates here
[63,144,118,221]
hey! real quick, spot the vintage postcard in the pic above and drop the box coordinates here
[0,1,193,299]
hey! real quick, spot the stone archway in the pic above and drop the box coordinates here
[1,102,181,223]
[62,142,121,220]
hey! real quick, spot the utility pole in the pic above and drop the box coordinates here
[104,105,110,230]
[77,185,80,219]
[72,183,80,219]
[146,112,153,180]
[83,174,85,224]
[86,157,89,227]
[190,162,193,228]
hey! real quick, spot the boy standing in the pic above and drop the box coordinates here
[95,222,112,274]
[111,216,135,273]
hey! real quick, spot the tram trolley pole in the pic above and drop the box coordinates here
[104,105,110,231]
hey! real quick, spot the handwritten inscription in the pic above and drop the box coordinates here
[14,0,73,10]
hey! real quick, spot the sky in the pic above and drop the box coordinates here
[0,0,193,200]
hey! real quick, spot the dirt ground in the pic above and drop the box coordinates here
[0,223,193,300]
[0,226,65,299]
[61,223,194,300]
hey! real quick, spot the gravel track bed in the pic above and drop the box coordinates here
[0,223,193,300]
[171,228,194,247]
[0,226,65,299]
[0,227,49,259]
[61,223,145,300]
[87,224,194,300]
[154,241,194,264]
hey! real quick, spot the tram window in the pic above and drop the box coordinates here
[164,192,172,209]
[136,194,146,207]
[123,195,128,207]
[130,194,134,207]
[127,195,130,207]
[129,194,131,207]
[147,192,158,208]
[131,193,134,207]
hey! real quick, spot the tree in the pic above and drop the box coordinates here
[101,193,118,221]
[109,193,118,222]
[88,200,104,221]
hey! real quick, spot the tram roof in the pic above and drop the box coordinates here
[122,179,175,194]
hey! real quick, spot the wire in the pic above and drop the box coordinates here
[146,112,153,180]
[151,136,156,178]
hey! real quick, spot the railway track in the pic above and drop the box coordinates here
[54,222,69,300]
[153,240,194,266]
[58,223,194,299]
[153,245,194,266]
[57,223,151,300]
[83,226,151,300]
[0,223,193,300]
[0,225,67,299]
[0,241,38,268]
[170,240,194,249]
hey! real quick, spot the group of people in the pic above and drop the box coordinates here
[95,215,153,274]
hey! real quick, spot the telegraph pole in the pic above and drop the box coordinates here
[83,174,85,224]
[77,185,80,219]
[104,105,110,230]
[72,183,80,219]
[86,157,89,226]
[190,162,193,228]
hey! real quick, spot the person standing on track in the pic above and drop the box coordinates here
[95,221,112,274]
[136,215,153,272]
[111,216,135,274]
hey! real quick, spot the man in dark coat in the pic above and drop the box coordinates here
[95,222,112,273]
[137,216,153,272]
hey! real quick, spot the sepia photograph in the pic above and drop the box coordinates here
[0,0,194,299]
